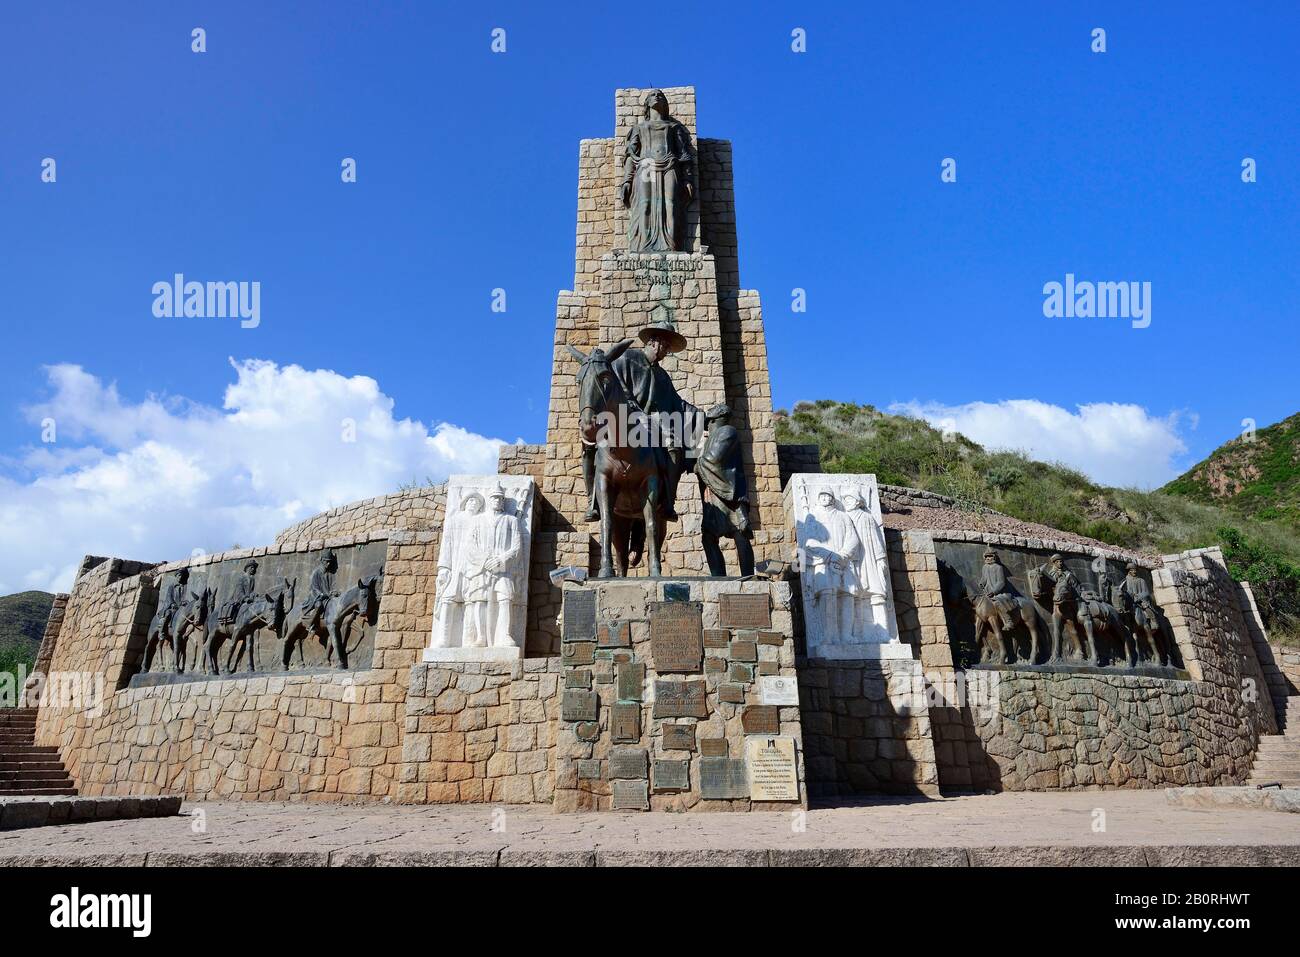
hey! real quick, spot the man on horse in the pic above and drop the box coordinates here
[299,550,337,633]
[581,314,702,523]
[978,549,1018,633]
[217,560,259,626]
[159,567,190,623]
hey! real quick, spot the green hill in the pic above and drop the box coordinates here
[1163,411,1300,529]
[775,400,1300,641]
[0,590,53,683]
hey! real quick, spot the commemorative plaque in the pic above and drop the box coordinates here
[652,679,709,719]
[563,589,597,641]
[650,601,704,673]
[663,582,691,602]
[719,593,770,629]
[759,674,800,706]
[729,639,757,662]
[597,620,631,648]
[661,723,696,751]
[562,641,595,666]
[741,705,780,735]
[699,738,728,757]
[561,690,598,722]
[703,629,730,648]
[745,736,799,801]
[609,746,648,779]
[612,780,649,810]
[565,669,592,689]
[699,757,749,800]
[617,661,645,701]
[576,758,602,780]
[653,758,690,792]
[599,584,644,620]
[611,702,641,743]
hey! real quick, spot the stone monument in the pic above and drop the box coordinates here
[424,475,535,662]
[788,474,908,659]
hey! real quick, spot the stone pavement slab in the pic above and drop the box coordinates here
[2,790,1299,866]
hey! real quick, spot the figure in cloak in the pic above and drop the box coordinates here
[464,484,524,649]
[218,560,258,625]
[621,89,696,252]
[978,548,1019,634]
[801,489,863,640]
[298,550,337,633]
[431,492,485,648]
[843,487,897,640]
[696,404,754,577]
[580,316,702,523]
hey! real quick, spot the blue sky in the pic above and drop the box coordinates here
[1,2,1297,589]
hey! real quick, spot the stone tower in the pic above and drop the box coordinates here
[504,87,785,654]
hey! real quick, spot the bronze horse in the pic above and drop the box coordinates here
[280,575,381,670]
[568,340,672,578]
[144,586,211,674]
[200,580,291,676]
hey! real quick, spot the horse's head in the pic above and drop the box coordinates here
[567,338,632,444]
[356,575,381,622]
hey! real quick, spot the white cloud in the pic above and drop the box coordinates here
[889,399,1189,490]
[0,360,509,594]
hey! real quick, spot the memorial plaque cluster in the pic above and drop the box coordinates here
[555,581,804,812]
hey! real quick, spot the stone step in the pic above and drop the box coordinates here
[0,716,37,726]
[0,787,77,797]
[0,780,74,792]
[0,709,38,717]
[0,760,65,773]
[0,747,59,758]
[0,769,72,783]
[0,734,36,744]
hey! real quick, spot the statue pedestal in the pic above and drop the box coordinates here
[808,638,914,661]
[422,646,522,664]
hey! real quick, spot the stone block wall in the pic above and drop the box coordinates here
[273,487,445,544]
[797,659,939,796]
[397,658,563,804]
[29,592,69,683]
[777,444,821,489]
[553,578,805,812]
[1269,642,1300,698]
[890,533,1279,792]
[34,527,443,802]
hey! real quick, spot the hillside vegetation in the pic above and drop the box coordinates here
[0,590,53,690]
[775,401,1300,642]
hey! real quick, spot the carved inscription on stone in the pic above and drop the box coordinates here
[652,679,709,719]
[719,593,770,629]
[611,703,641,743]
[599,584,645,620]
[650,601,703,673]
[745,736,799,801]
[699,757,749,800]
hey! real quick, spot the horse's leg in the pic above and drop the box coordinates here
[597,473,615,578]
[612,517,630,577]
[1078,617,1097,665]
[1025,610,1040,665]
[332,618,349,670]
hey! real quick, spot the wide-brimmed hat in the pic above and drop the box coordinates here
[460,491,486,511]
[637,317,687,354]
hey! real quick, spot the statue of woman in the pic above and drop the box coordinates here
[622,89,696,252]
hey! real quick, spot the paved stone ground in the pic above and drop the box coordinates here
[3,791,1299,866]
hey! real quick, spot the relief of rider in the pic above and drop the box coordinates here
[299,550,337,630]
[1119,562,1155,624]
[581,314,702,523]
[159,567,191,622]
[978,549,1018,633]
[1037,553,1080,605]
[218,559,258,625]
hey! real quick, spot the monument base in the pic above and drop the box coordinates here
[422,646,522,664]
[808,639,914,661]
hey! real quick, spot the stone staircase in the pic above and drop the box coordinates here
[0,708,76,796]
[1247,696,1300,788]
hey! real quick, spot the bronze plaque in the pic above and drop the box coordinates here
[699,757,749,800]
[699,738,728,757]
[609,746,648,779]
[653,758,690,792]
[661,723,696,751]
[703,629,730,648]
[612,780,649,810]
[617,661,645,701]
[719,684,745,704]
[563,589,597,641]
[597,620,631,649]
[562,641,595,666]
[561,690,597,722]
[729,639,757,662]
[719,593,770,629]
[742,705,780,735]
[611,703,641,743]
[652,679,709,719]
[650,602,704,673]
